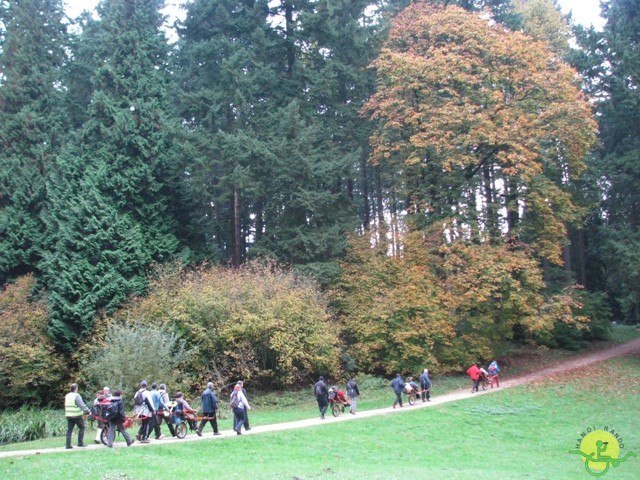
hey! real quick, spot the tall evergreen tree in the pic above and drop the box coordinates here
[174,0,280,265]
[40,158,148,349]
[260,0,375,280]
[40,0,184,350]
[572,0,640,323]
[0,0,69,284]
[175,0,374,282]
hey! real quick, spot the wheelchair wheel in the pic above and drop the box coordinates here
[176,422,187,439]
[408,393,416,405]
[331,403,341,417]
[100,425,109,445]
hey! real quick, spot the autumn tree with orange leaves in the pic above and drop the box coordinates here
[363,3,597,263]
[333,3,601,374]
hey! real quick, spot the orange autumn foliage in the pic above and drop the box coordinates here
[333,228,587,374]
[362,4,597,264]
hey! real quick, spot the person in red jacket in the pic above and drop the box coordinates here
[467,363,481,393]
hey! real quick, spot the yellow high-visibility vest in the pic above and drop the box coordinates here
[65,392,82,417]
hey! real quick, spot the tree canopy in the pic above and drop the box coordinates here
[0,0,632,403]
[571,0,640,323]
[363,3,597,263]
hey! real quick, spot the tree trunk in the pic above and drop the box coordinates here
[374,163,386,247]
[506,177,519,235]
[360,152,370,229]
[231,187,241,267]
[576,228,587,287]
[255,197,265,243]
[284,1,295,77]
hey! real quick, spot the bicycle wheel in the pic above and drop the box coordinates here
[408,393,416,405]
[331,403,341,417]
[100,425,109,445]
[176,422,187,439]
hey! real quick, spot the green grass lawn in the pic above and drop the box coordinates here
[1,353,638,480]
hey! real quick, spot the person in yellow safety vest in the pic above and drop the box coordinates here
[65,383,91,449]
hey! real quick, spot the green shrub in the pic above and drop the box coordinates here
[574,289,612,341]
[79,320,195,395]
[80,261,340,394]
[532,288,612,350]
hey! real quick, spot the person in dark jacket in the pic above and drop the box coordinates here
[419,369,432,402]
[391,374,404,409]
[346,377,360,415]
[106,390,134,447]
[196,382,221,436]
[314,376,329,419]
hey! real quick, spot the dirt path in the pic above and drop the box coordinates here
[2,337,639,459]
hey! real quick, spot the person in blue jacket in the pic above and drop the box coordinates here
[391,374,404,409]
[419,369,432,402]
[488,361,500,388]
[196,382,221,436]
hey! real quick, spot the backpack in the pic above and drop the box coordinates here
[229,391,240,409]
[134,390,145,407]
[91,403,102,417]
[102,401,120,421]
[347,380,357,397]
[315,384,324,397]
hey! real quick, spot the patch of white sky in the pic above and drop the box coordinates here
[64,0,605,31]
[63,1,186,41]
[558,0,604,30]
[64,0,183,19]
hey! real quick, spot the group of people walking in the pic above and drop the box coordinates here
[66,379,252,448]
[390,369,432,408]
[313,376,360,419]
[466,361,501,392]
[314,368,432,418]
[65,364,500,448]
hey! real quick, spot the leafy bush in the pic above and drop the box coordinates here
[79,320,194,395]
[84,261,340,393]
[0,275,68,407]
[333,230,597,374]
[533,288,611,350]
[574,289,612,341]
